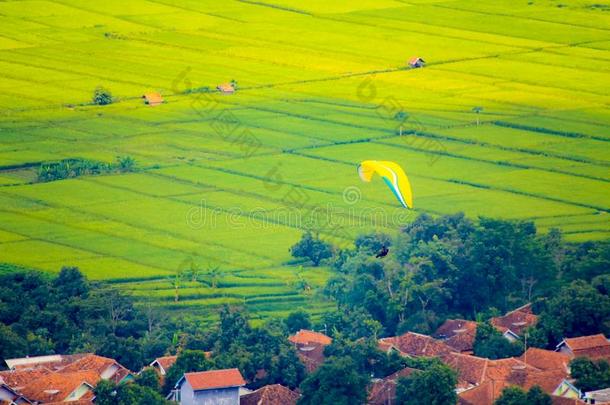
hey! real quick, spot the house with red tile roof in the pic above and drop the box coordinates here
[440,352,489,391]
[4,354,89,371]
[556,334,610,361]
[434,319,478,353]
[240,384,299,405]
[18,370,99,404]
[4,353,133,384]
[368,367,418,405]
[150,355,178,376]
[1,353,134,404]
[519,348,570,373]
[458,381,498,405]
[378,332,454,358]
[457,356,569,405]
[0,367,53,391]
[490,303,538,341]
[288,330,332,346]
[173,368,245,405]
[289,330,332,373]
[150,352,211,377]
[295,343,326,373]
[57,354,133,384]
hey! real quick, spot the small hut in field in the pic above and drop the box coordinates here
[217,83,235,94]
[142,92,163,106]
[408,57,426,68]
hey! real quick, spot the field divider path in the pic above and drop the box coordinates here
[182,160,444,217]
[0,186,271,270]
[79,177,279,262]
[287,150,609,213]
[0,209,178,275]
[430,3,610,33]
[373,134,610,183]
[148,168,405,232]
[190,99,610,182]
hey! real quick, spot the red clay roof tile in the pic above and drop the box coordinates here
[183,368,245,391]
[490,305,538,336]
[434,319,478,352]
[289,330,332,346]
[295,342,326,373]
[153,355,177,372]
[368,367,418,405]
[378,332,454,358]
[240,384,299,405]
[564,334,609,351]
[519,348,570,372]
[19,370,99,403]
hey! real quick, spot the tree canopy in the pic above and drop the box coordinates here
[298,356,369,405]
[290,232,334,266]
[570,357,610,392]
[473,322,523,359]
[395,363,458,405]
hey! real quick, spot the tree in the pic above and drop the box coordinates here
[0,324,26,360]
[473,322,523,359]
[93,86,113,105]
[526,386,552,405]
[563,241,610,282]
[95,379,167,405]
[321,308,383,340]
[472,106,483,125]
[494,386,527,405]
[136,367,161,392]
[285,310,311,333]
[163,350,213,394]
[53,266,88,299]
[394,111,408,135]
[209,307,305,389]
[593,274,610,296]
[290,232,333,266]
[396,363,457,405]
[116,156,135,172]
[531,280,610,347]
[494,385,550,405]
[298,356,369,405]
[94,380,117,405]
[354,233,392,255]
[570,357,610,392]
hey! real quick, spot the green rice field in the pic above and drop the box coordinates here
[0,0,609,321]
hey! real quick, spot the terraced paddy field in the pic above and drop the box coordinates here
[0,0,609,322]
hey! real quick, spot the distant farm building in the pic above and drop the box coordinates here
[408,57,426,68]
[142,92,163,106]
[217,83,235,94]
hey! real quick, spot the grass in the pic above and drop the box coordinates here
[0,0,608,319]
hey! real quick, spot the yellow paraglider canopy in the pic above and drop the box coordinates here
[358,160,413,208]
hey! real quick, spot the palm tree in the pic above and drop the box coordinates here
[395,111,408,136]
[472,106,483,126]
[206,265,223,289]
